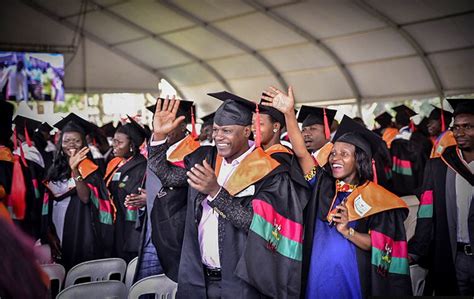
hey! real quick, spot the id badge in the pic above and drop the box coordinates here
[112,172,121,181]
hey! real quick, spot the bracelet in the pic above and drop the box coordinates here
[304,165,318,181]
[74,175,84,182]
[344,227,355,239]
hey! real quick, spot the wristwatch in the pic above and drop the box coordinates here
[346,227,355,239]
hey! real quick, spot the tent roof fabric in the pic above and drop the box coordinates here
[2,0,473,113]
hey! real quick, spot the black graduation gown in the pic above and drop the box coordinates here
[178,146,304,299]
[149,136,201,282]
[16,157,45,239]
[42,159,114,270]
[105,154,146,263]
[302,167,412,298]
[265,144,311,209]
[408,145,474,295]
[390,135,428,197]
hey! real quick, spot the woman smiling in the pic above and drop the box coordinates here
[104,116,148,263]
[262,87,412,298]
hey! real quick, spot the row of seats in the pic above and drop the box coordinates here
[40,257,177,299]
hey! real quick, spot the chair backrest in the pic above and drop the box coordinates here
[125,256,138,289]
[128,274,177,299]
[64,258,127,288]
[410,264,428,296]
[56,280,127,299]
[41,263,66,297]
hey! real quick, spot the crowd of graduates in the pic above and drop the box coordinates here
[0,87,472,298]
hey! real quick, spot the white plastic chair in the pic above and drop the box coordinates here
[125,256,139,290]
[56,280,127,299]
[41,263,66,297]
[64,258,127,288]
[410,264,428,296]
[128,274,177,299]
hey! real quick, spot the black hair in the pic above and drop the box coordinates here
[116,125,141,154]
[45,130,91,182]
[354,146,373,184]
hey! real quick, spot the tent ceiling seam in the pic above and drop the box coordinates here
[21,0,186,98]
[354,0,445,99]
[157,0,289,90]
[89,0,233,92]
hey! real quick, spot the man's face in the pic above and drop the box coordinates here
[199,124,213,142]
[427,119,441,137]
[167,123,187,145]
[452,114,474,151]
[302,123,328,152]
[212,124,250,161]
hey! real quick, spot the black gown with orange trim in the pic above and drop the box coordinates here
[41,159,114,270]
[177,146,303,298]
[408,145,474,295]
[104,154,146,263]
[149,135,200,282]
[302,166,412,297]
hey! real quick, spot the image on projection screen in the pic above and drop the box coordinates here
[0,51,65,102]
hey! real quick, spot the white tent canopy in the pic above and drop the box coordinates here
[2,0,473,113]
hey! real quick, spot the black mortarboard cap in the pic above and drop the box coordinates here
[393,104,416,126]
[447,98,474,117]
[258,93,286,127]
[100,122,117,138]
[374,112,392,127]
[53,113,98,136]
[207,91,254,126]
[116,116,149,147]
[13,115,42,136]
[201,112,215,127]
[147,99,196,123]
[333,115,383,158]
[297,105,337,128]
[38,122,54,134]
[428,105,453,126]
[392,104,416,117]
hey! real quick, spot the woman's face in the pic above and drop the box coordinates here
[113,132,132,158]
[252,113,278,146]
[329,141,357,183]
[62,131,84,157]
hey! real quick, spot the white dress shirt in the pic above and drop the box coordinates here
[199,145,255,268]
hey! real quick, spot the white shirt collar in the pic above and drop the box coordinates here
[222,144,255,168]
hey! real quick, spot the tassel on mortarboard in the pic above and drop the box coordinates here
[323,108,331,139]
[409,119,416,132]
[372,159,378,184]
[255,103,262,148]
[190,106,197,139]
[24,123,33,147]
[9,128,27,220]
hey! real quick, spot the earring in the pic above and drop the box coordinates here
[273,128,278,133]
[129,147,133,152]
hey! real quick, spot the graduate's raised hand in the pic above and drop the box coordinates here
[152,96,186,140]
[261,86,295,115]
[186,159,220,197]
[68,147,90,171]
